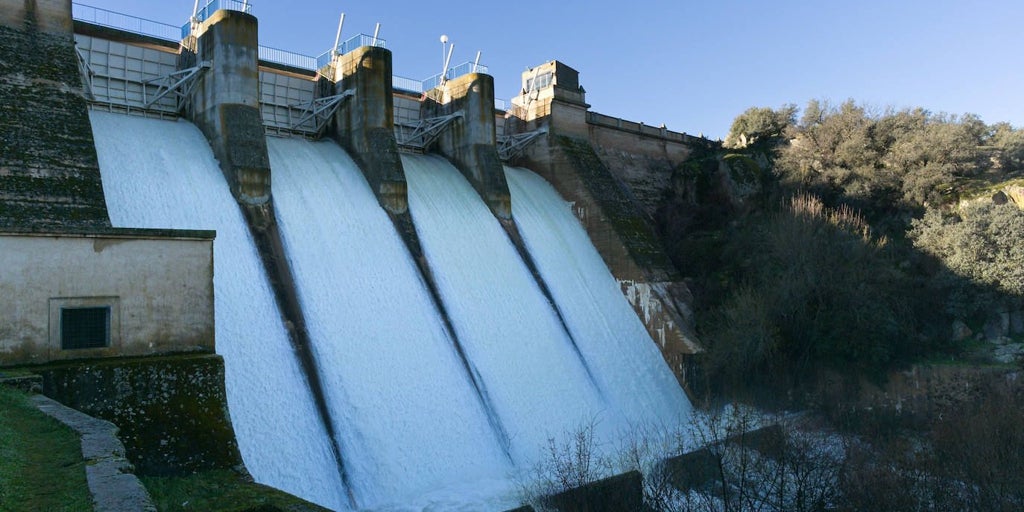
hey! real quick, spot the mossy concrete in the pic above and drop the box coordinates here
[0,19,111,230]
[30,353,243,477]
[329,45,408,214]
[518,134,702,380]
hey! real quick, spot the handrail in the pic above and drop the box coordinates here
[420,61,489,91]
[314,34,387,69]
[72,3,180,41]
[180,0,253,38]
[259,46,317,71]
[393,75,423,93]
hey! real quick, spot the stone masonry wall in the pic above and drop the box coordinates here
[0,17,111,230]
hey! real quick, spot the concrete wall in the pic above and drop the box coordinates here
[0,0,71,33]
[186,9,270,203]
[0,0,111,230]
[0,229,215,366]
[422,72,511,219]
[38,353,243,476]
[330,45,407,214]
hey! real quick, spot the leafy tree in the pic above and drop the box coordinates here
[724,105,797,150]
[909,202,1024,318]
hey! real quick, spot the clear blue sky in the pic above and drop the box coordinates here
[79,0,1024,139]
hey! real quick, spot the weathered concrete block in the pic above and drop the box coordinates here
[331,45,407,214]
[543,470,647,512]
[36,354,243,476]
[185,9,270,203]
[423,72,512,219]
[0,19,111,230]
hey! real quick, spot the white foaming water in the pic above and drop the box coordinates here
[89,111,349,511]
[504,166,692,428]
[266,137,513,509]
[402,154,617,463]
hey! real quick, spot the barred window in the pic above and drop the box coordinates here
[60,307,110,350]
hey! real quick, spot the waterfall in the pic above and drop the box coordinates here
[89,111,349,511]
[265,137,514,509]
[402,154,621,463]
[504,165,692,426]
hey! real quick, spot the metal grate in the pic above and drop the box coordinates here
[61,307,110,350]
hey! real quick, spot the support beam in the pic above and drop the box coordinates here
[289,89,353,136]
[497,126,547,162]
[394,112,463,150]
[143,62,209,110]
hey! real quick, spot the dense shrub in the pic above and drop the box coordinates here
[699,194,935,395]
[909,202,1024,320]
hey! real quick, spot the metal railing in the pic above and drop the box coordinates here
[420,61,488,91]
[314,34,387,69]
[180,0,253,38]
[72,3,181,41]
[393,75,423,93]
[259,46,317,70]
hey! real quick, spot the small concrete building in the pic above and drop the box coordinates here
[0,0,217,367]
[0,228,215,366]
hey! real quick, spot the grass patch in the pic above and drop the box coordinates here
[0,386,92,511]
[141,469,331,512]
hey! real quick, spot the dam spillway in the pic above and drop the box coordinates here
[264,137,513,508]
[0,1,709,509]
[402,153,615,462]
[88,109,693,508]
[504,166,693,425]
[88,111,349,511]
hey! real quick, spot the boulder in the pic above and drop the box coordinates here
[952,320,972,341]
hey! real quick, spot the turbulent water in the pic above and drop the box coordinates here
[87,110,690,510]
[504,165,692,426]
[265,138,513,509]
[403,154,622,463]
[89,111,349,511]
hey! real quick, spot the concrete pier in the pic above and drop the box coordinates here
[507,61,704,378]
[183,9,269,204]
[422,72,512,220]
[329,46,407,214]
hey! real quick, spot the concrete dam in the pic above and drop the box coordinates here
[1,0,711,509]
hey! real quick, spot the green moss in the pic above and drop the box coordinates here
[141,470,332,512]
[556,136,680,279]
[0,386,92,511]
[30,354,242,476]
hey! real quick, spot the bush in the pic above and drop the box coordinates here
[909,202,1024,321]
[700,194,934,396]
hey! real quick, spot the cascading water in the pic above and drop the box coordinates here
[402,154,620,463]
[87,109,691,509]
[88,111,349,511]
[265,137,515,509]
[504,165,692,426]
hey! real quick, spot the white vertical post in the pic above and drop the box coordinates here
[372,23,381,46]
[473,51,481,73]
[443,43,455,82]
[332,13,346,57]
